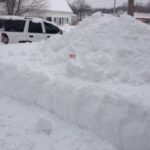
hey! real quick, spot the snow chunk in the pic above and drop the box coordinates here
[35,116,52,135]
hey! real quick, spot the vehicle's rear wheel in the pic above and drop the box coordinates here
[1,33,9,44]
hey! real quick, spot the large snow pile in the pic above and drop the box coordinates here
[0,13,150,150]
[42,13,150,84]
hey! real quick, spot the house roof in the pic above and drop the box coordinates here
[47,0,73,13]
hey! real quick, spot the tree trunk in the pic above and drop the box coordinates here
[113,0,116,15]
[128,0,134,16]
[6,0,16,15]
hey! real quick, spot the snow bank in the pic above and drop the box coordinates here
[0,62,150,150]
[42,13,150,84]
[60,24,76,32]
[0,13,150,150]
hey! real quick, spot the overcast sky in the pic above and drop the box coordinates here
[68,0,150,8]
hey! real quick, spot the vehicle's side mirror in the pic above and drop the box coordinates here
[59,30,63,34]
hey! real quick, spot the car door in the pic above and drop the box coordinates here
[43,22,61,39]
[27,20,46,42]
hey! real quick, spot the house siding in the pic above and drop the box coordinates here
[42,11,73,25]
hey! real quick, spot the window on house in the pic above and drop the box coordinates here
[28,21,43,33]
[0,19,5,30]
[59,18,61,25]
[47,17,52,22]
[62,18,64,25]
[44,22,60,34]
[64,18,68,23]
[56,18,59,24]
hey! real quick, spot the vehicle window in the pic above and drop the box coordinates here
[0,19,5,31]
[0,19,25,32]
[47,17,52,22]
[28,21,43,33]
[44,22,60,34]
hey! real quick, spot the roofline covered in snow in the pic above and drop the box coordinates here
[47,0,73,13]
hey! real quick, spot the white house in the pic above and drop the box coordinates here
[41,0,74,25]
[0,0,76,25]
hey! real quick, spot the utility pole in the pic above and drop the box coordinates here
[113,0,117,15]
[128,0,135,16]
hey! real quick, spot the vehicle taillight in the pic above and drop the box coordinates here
[1,33,9,44]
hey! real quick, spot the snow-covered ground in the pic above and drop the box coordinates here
[0,94,114,150]
[0,13,150,150]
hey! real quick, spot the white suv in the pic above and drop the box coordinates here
[0,16,62,44]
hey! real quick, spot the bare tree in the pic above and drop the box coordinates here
[146,1,150,7]
[5,0,16,15]
[2,0,48,16]
[128,0,135,16]
[15,0,48,16]
[70,0,91,21]
[0,0,6,2]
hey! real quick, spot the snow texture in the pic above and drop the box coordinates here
[0,13,150,150]
[35,116,52,135]
[0,95,113,150]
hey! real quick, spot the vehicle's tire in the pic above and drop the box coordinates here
[1,34,9,44]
